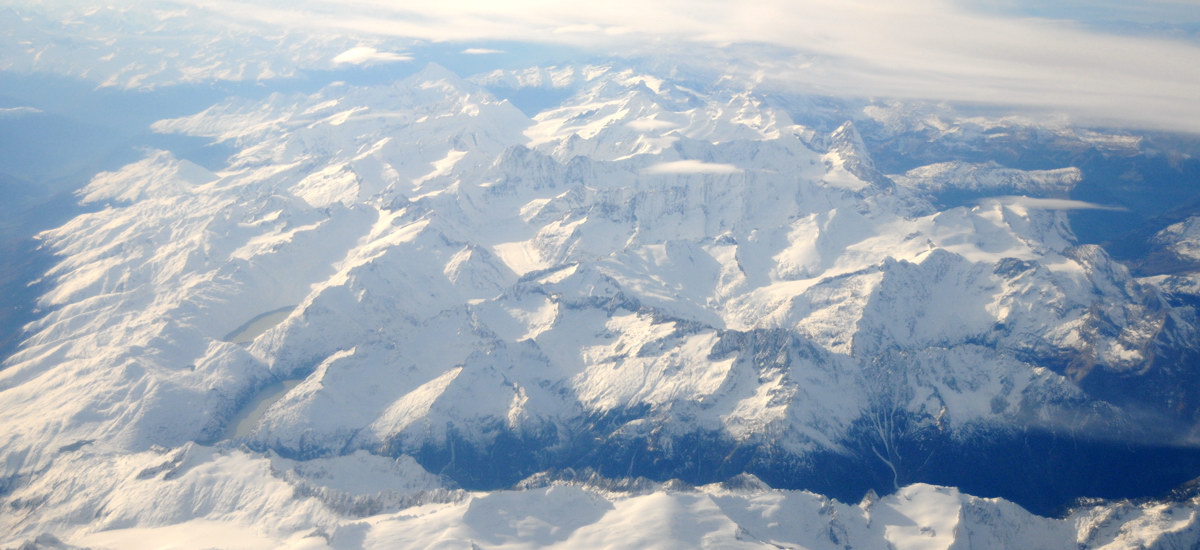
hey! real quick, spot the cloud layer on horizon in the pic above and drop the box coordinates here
[182,0,1200,132]
[17,0,1200,133]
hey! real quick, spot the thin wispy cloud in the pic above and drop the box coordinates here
[0,106,43,117]
[331,46,412,66]
[981,196,1129,211]
[643,160,742,175]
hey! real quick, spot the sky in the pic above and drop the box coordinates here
[6,0,1200,133]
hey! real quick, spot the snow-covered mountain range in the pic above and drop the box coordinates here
[2,57,1200,548]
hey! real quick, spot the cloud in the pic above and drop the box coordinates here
[461,48,504,55]
[331,46,413,66]
[0,106,43,117]
[179,0,1200,133]
[626,119,679,131]
[642,160,742,175]
[981,196,1129,211]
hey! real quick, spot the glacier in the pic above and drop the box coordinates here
[2,59,1200,548]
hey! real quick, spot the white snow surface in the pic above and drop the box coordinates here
[1156,215,1200,263]
[30,479,1200,549]
[1,63,1194,546]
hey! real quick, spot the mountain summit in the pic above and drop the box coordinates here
[4,63,1200,548]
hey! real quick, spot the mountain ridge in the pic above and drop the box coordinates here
[4,62,1200,546]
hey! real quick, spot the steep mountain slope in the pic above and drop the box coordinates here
[3,63,1200,546]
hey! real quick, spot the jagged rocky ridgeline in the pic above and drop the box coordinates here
[3,63,1200,546]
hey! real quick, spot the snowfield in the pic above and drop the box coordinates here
[2,59,1200,548]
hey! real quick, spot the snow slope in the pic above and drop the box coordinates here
[20,478,1200,550]
[2,62,1199,546]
